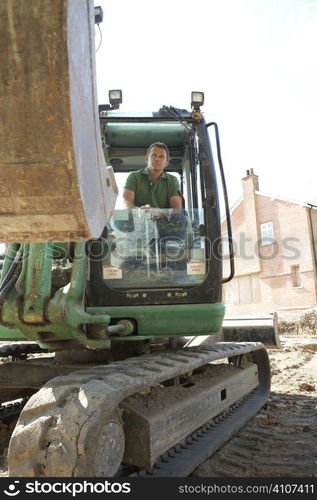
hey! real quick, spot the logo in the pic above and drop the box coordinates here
[4,481,20,496]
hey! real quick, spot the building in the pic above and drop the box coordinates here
[222,170,317,318]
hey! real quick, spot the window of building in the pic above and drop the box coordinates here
[260,221,274,246]
[291,265,301,287]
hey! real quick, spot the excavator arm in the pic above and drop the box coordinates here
[0,0,117,243]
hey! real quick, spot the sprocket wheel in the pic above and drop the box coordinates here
[8,376,125,477]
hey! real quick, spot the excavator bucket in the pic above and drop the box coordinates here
[0,0,117,242]
[222,313,281,348]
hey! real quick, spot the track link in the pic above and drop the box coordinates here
[8,342,270,477]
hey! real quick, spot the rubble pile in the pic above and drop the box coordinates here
[278,308,317,335]
[297,308,317,334]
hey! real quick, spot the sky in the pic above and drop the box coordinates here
[94,0,317,208]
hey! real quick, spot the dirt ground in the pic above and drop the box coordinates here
[193,336,317,477]
[0,336,316,477]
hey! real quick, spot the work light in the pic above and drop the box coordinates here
[109,90,123,109]
[191,91,204,110]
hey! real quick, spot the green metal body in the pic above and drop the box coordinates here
[87,303,225,341]
[0,241,224,349]
[0,110,226,350]
[0,243,112,349]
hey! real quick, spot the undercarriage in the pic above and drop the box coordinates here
[3,341,270,477]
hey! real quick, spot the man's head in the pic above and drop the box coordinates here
[146,142,169,174]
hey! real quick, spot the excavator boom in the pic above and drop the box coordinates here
[0,0,117,242]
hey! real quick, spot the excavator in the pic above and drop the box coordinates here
[0,0,271,477]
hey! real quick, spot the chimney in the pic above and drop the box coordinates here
[242,168,259,195]
[241,169,261,273]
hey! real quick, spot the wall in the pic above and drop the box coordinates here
[221,175,317,318]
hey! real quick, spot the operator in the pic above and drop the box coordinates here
[122,142,187,264]
[123,142,182,211]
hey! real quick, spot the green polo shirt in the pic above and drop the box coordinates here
[124,167,180,208]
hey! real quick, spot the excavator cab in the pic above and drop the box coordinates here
[86,97,231,343]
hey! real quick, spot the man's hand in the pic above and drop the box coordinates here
[138,206,168,220]
[140,204,166,217]
[152,211,166,220]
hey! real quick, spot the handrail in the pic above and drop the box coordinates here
[206,122,234,283]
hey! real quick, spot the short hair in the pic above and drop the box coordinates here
[146,142,170,161]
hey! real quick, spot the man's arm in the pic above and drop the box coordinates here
[123,188,151,210]
[169,195,182,210]
[123,188,136,209]
[169,176,183,210]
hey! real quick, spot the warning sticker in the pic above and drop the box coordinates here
[103,265,122,280]
[187,260,206,275]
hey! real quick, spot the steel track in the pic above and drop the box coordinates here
[131,390,259,476]
[8,342,270,477]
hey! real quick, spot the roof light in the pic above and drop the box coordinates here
[98,90,123,115]
[191,91,204,110]
[109,89,123,109]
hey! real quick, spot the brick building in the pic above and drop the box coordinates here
[222,170,317,318]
